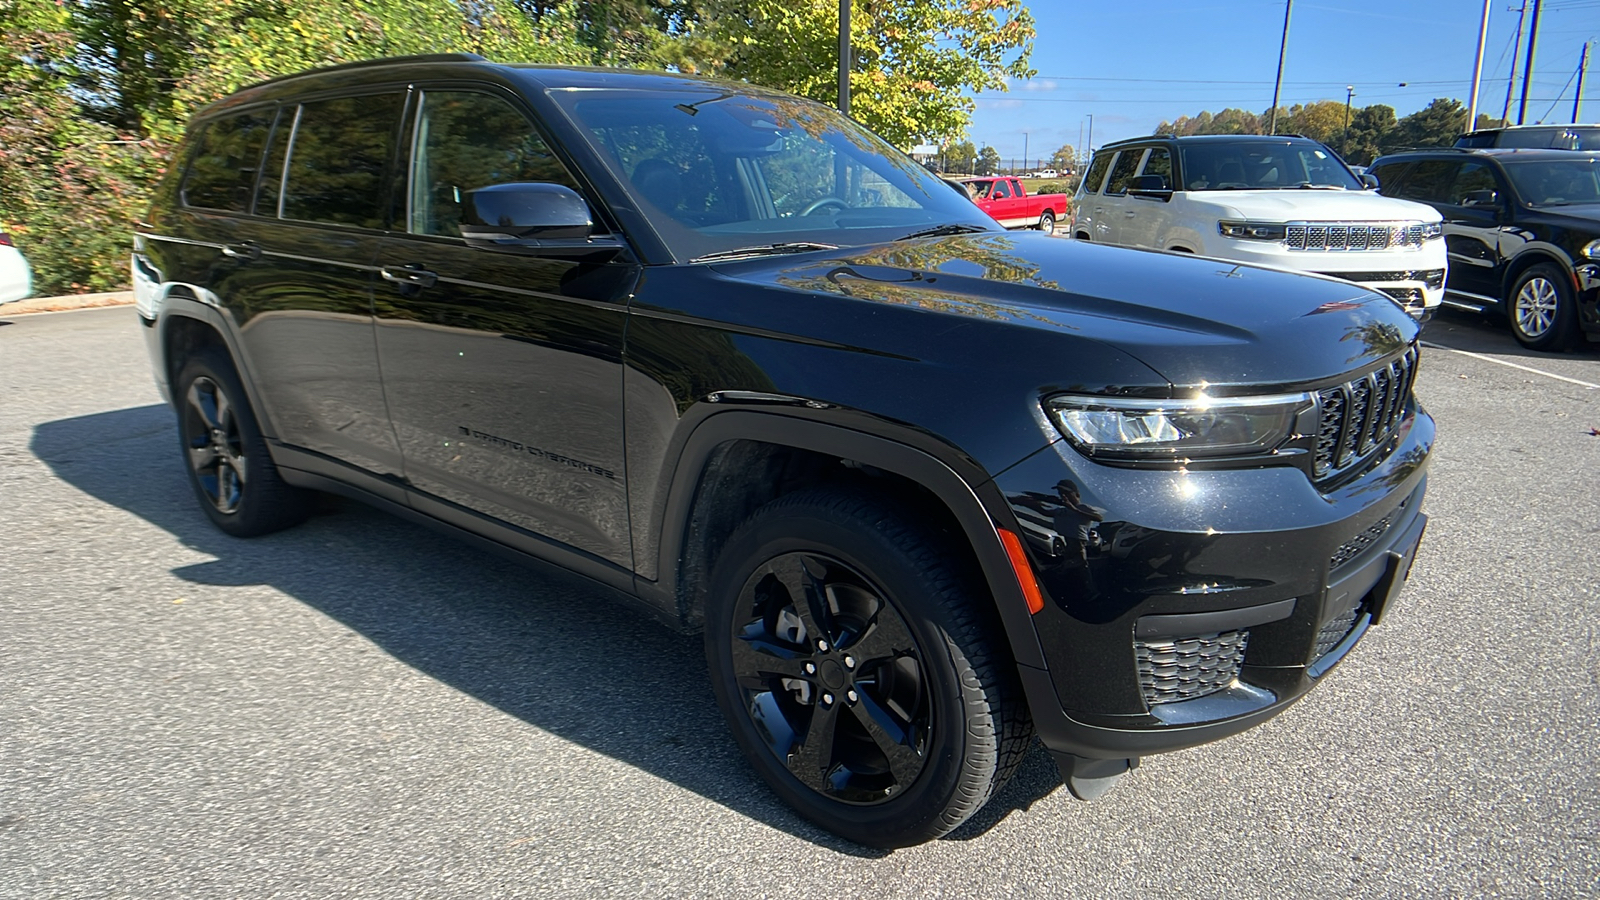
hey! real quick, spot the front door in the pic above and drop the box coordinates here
[372,87,638,568]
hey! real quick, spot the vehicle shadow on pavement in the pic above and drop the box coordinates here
[33,404,1063,853]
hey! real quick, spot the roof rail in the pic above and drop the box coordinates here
[242,53,489,91]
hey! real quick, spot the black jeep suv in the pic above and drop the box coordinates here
[1369,147,1600,350]
[134,55,1432,847]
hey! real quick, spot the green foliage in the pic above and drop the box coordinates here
[0,0,1034,295]
[975,145,1002,176]
[680,0,1035,148]
[942,138,978,173]
[1048,144,1076,171]
[1156,97,1481,166]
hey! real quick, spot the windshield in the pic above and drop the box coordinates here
[1501,157,1600,206]
[1178,140,1362,191]
[547,87,996,261]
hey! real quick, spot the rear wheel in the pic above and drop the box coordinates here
[1038,210,1056,235]
[174,348,311,537]
[1507,263,1579,351]
[705,488,1032,848]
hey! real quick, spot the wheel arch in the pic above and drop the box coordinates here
[1501,248,1577,300]
[154,293,279,440]
[651,411,1048,670]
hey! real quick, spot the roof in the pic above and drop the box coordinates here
[1375,147,1600,163]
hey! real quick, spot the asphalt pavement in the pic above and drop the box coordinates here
[1,304,1596,898]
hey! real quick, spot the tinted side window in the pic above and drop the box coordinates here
[1448,162,1500,206]
[1105,149,1145,195]
[282,93,405,229]
[1367,161,1410,193]
[1080,152,1113,195]
[1394,160,1461,204]
[410,91,580,237]
[1140,147,1173,188]
[182,109,275,212]
[991,180,1011,199]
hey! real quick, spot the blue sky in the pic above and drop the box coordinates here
[969,0,1600,166]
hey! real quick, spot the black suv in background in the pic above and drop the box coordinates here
[134,55,1432,847]
[1455,124,1600,151]
[1369,147,1600,350]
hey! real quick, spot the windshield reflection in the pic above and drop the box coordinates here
[1502,158,1600,207]
[549,87,995,260]
[1179,139,1361,191]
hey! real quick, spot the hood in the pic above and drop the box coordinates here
[713,232,1420,390]
[1196,189,1441,223]
[1531,203,1600,228]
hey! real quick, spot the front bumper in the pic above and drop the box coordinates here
[994,398,1433,762]
[1202,238,1446,319]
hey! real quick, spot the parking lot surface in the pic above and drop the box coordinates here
[2,305,1596,898]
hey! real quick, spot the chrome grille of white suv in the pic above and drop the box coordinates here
[1286,222,1427,251]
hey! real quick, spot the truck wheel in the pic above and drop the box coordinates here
[1507,263,1579,351]
[1038,210,1056,235]
[704,488,1033,848]
[174,348,312,537]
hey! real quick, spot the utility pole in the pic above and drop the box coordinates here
[1023,132,1029,175]
[1467,0,1491,132]
[1503,0,1528,123]
[1518,0,1543,124]
[1343,86,1355,157]
[1576,42,1592,123]
[838,0,850,116]
[1086,114,1094,156]
[1268,0,1293,134]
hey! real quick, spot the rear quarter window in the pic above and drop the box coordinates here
[181,109,276,213]
[1079,152,1113,195]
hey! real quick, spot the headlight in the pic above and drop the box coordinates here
[1422,222,1444,240]
[1044,393,1312,459]
[1218,220,1287,241]
[1583,239,1600,258]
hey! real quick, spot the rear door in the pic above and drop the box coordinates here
[1120,145,1174,250]
[208,92,408,487]
[1097,147,1147,247]
[1395,159,1504,299]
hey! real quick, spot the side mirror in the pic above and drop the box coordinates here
[1127,174,1173,201]
[460,182,625,260]
[1361,173,1380,190]
[1460,189,1499,208]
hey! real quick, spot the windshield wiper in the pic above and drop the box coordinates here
[895,223,992,241]
[1297,182,1346,190]
[689,242,839,264]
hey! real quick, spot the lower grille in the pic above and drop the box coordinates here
[1379,286,1425,307]
[1314,605,1362,661]
[1316,268,1445,289]
[1331,514,1394,569]
[1135,630,1248,706]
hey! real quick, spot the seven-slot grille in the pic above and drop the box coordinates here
[1286,222,1427,251]
[1313,346,1419,479]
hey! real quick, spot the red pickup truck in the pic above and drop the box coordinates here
[957,177,1069,235]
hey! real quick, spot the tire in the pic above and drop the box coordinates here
[1038,210,1056,235]
[174,347,312,537]
[1506,263,1579,351]
[705,488,1032,848]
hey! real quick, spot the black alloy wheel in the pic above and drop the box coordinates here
[706,489,1032,848]
[175,348,311,537]
[725,551,932,805]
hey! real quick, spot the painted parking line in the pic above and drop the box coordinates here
[1420,341,1600,389]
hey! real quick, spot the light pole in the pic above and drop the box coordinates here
[1023,132,1029,175]
[1086,114,1094,156]
[1343,85,1354,157]
[1268,0,1293,134]
[838,0,850,116]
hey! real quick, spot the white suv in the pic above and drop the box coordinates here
[1071,135,1446,318]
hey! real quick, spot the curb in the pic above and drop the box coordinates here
[0,291,136,315]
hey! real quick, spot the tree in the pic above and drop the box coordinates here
[1391,98,1468,151]
[682,0,1035,147]
[975,145,1001,176]
[1343,104,1397,165]
[943,138,977,174]
[1049,143,1076,171]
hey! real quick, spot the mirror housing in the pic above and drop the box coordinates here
[460,182,626,260]
[1127,174,1173,201]
[1460,188,1499,208]
[1361,172,1380,190]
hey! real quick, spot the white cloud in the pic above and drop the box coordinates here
[1021,79,1059,92]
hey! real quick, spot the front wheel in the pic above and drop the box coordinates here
[1038,210,1056,235]
[174,348,311,537]
[705,489,1032,848]
[1507,263,1579,351]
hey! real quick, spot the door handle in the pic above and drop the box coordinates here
[221,242,261,261]
[380,266,438,289]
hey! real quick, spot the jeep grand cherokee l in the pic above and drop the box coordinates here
[134,55,1432,848]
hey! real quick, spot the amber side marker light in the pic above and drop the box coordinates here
[997,528,1045,615]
